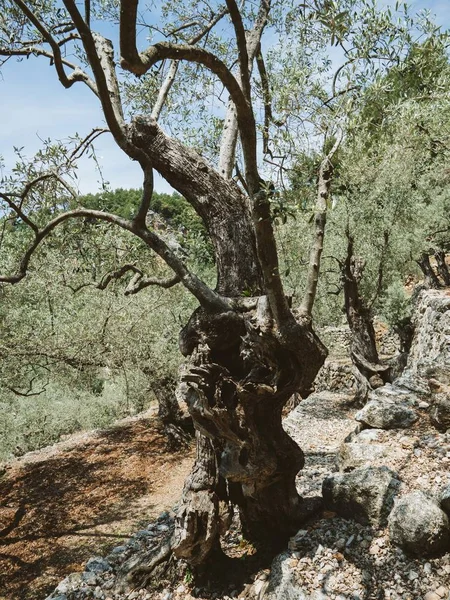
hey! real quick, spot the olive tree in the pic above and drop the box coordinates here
[0,0,330,571]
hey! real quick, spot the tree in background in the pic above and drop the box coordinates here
[0,195,203,457]
[320,34,450,399]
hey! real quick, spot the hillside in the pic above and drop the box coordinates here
[0,409,194,600]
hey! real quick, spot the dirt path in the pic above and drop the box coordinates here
[0,412,194,600]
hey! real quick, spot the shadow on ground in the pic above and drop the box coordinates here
[0,418,194,600]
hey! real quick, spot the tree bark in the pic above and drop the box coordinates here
[434,250,450,286]
[130,117,263,296]
[342,235,389,403]
[417,252,441,289]
[172,298,326,565]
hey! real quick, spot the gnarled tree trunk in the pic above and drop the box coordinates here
[173,300,326,566]
[342,235,390,404]
[128,112,327,571]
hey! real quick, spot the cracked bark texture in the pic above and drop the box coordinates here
[172,299,326,564]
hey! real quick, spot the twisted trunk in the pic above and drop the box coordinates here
[129,115,326,571]
[173,301,326,565]
[342,236,389,404]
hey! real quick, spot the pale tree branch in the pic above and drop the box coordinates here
[62,0,145,162]
[151,61,179,121]
[218,0,270,180]
[300,130,343,318]
[0,206,230,312]
[151,8,228,121]
[119,4,258,187]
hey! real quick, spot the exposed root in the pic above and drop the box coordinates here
[125,537,174,589]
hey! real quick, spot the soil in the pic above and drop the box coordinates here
[0,409,194,600]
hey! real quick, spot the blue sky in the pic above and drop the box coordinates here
[0,0,449,195]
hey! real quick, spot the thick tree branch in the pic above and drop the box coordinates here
[129,116,263,296]
[225,0,250,100]
[369,229,390,310]
[62,0,145,163]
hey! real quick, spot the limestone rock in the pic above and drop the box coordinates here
[430,393,450,432]
[355,394,417,430]
[339,429,408,472]
[388,491,450,556]
[86,557,112,573]
[398,290,450,392]
[263,552,307,600]
[322,466,401,527]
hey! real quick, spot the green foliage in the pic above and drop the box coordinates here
[0,214,199,462]
[380,281,412,330]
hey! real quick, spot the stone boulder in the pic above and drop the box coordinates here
[430,393,450,432]
[388,491,450,556]
[339,429,408,472]
[355,390,417,430]
[322,466,401,527]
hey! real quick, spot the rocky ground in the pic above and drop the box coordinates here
[40,389,450,600]
[0,408,194,600]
